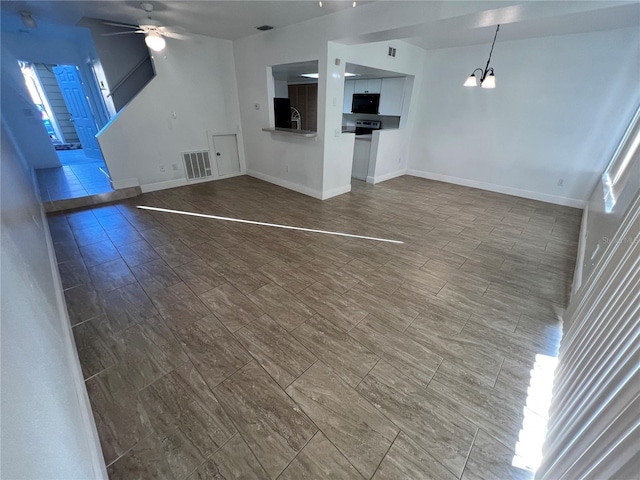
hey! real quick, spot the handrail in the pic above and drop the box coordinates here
[106,55,152,98]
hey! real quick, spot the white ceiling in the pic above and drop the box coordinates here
[0,1,370,40]
[1,0,638,48]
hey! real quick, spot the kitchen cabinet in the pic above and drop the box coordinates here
[354,79,381,94]
[343,79,355,113]
[379,77,405,116]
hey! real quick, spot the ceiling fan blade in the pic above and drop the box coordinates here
[161,31,188,40]
[102,21,140,29]
[101,30,145,36]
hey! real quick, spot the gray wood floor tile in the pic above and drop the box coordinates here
[199,282,263,332]
[258,260,315,294]
[234,314,316,388]
[139,226,178,248]
[373,432,457,480]
[52,176,579,479]
[357,361,477,478]
[85,364,151,465]
[214,260,271,294]
[115,315,190,391]
[292,314,378,387]
[131,259,183,295]
[150,282,211,332]
[462,430,533,480]
[139,363,236,479]
[173,259,226,295]
[106,434,175,479]
[188,434,269,480]
[100,282,159,333]
[349,315,441,388]
[248,283,315,331]
[72,225,110,247]
[88,258,136,292]
[176,315,252,389]
[73,314,119,379]
[116,240,161,267]
[297,258,360,294]
[342,284,419,332]
[427,362,524,449]
[296,282,368,332]
[286,362,399,479]
[215,361,317,479]
[106,225,144,247]
[279,432,365,480]
[154,239,200,267]
[79,240,121,268]
[64,283,104,325]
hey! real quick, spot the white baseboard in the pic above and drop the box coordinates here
[40,206,108,479]
[367,168,408,185]
[111,177,140,190]
[140,172,245,194]
[247,170,323,199]
[406,169,586,208]
[322,184,351,199]
[140,178,186,193]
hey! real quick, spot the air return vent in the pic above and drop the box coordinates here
[182,151,212,180]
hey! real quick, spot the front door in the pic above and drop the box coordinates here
[53,65,103,160]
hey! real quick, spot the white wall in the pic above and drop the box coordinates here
[97,34,245,192]
[0,123,107,479]
[408,27,640,207]
[368,128,410,183]
[0,42,60,169]
[323,40,423,196]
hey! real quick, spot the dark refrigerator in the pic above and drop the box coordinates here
[274,97,291,129]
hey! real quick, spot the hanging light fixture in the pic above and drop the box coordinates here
[145,32,166,52]
[464,24,501,89]
[19,11,37,29]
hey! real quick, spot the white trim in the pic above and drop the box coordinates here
[322,184,351,199]
[572,205,589,298]
[40,205,108,479]
[247,170,323,199]
[366,168,407,185]
[407,169,586,208]
[111,177,140,190]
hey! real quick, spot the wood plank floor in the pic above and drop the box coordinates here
[48,175,581,479]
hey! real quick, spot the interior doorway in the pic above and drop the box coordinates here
[20,61,114,200]
[19,61,105,165]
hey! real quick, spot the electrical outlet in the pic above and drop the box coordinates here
[159,165,166,173]
[285,165,289,173]
[172,163,178,171]
[335,128,340,137]
[557,179,564,187]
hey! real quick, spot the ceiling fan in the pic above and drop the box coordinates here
[101,2,186,52]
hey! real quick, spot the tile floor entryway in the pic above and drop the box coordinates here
[47,175,581,479]
[37,161,113,202]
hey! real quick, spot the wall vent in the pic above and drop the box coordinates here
[182,151,212,180]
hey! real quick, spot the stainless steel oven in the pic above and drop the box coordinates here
[355,120,381,135]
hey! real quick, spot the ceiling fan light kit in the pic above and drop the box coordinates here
[464,24,501,89]
[100,2,187,52]
[145,32,166,51]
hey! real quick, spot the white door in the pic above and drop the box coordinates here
[212,135,240,177]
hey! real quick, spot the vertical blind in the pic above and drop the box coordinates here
[537,193,640,479]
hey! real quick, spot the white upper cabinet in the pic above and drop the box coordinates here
[343,79,355,113]
[354,79,382,94]
[379,77,405,116]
